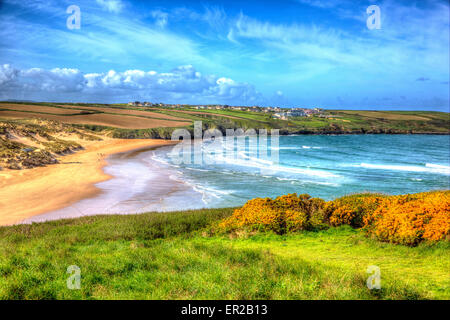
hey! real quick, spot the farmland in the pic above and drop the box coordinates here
[0,103,190,130]
[0,102,448,139]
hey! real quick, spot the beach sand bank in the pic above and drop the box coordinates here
[0,138,176,225]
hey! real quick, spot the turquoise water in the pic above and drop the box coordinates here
[25,134,450,223]
[153,134,450,206]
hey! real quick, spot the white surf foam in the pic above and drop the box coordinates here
[213,154,339,179]
[360,162,450,175]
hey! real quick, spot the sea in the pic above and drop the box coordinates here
[24,134,450,222]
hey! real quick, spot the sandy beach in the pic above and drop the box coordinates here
[0,138,176,226]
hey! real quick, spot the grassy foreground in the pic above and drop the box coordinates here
[0,208,448,300]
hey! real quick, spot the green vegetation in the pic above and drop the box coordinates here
[77,124,181,139]
[1,102,448,136]
[0,119,100,169]
[0,207,448,300]
[169,107,449,134]
[0,138,56,169]
[220,191,450,246]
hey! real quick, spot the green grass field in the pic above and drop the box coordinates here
[0,208,448,300]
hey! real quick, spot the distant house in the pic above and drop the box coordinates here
[273,109,307,119]
[273,112,288,120]
[289,110,307,117]
[247,106,260,112]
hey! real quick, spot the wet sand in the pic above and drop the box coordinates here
[0,138,176,226]
[23,145,206,224]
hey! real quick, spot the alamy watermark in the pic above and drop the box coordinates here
[66,5,81,30]
[366,265,381,289]
[366,5,381,30]
[169,121,279,170]
[67,265,81,290]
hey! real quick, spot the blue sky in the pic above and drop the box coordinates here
[0,0,448,110]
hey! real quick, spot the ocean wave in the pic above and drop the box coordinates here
[272,146,323,150]
[276,177,339,186]
[360,163,450,175]
[185,167,211,172]
[150,155,170,165]
[237,151,274,165]
[426,163,450,170]
[191,183,234,204]
[276,177,295,181]
[271,146,298,150]
[214,154,339,178]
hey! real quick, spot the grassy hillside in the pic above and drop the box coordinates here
[0,207,448,300]
[1,102,448,138]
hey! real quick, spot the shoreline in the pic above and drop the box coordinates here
[22,143,207,224]
[0,138,176,226]
[1,134,448,226]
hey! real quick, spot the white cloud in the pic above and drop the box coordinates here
[0,64,262,104]
[96,0,124,13]
[0,64,86,92]
[295,0,347,9]
[228,1,449,79]
[0,64,19,86]
[172,6,227,30]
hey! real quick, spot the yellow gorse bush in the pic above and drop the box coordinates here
[219,191,450,245]
[219,193,326,234]
[324,194,384,228]
[362,191,450,245]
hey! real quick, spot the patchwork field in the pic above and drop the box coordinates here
[59,105,189,121]
[0,102,448,137]
[0,104,84,115]
[0,103,191,129]
[331,110,443,121]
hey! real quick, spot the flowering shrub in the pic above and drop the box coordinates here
[219,190,450,245]
[362,191,450,245]
[219,194,326,234]
[324,194,385,228]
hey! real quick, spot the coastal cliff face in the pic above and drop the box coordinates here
[108,125,450,140]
